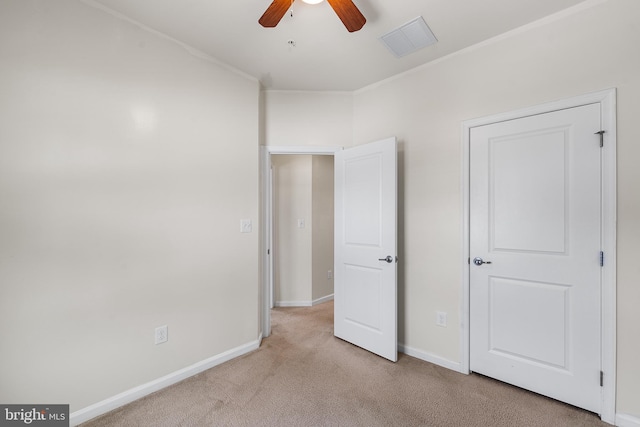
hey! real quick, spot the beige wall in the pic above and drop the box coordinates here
[352,0,640,418]
[0,0,259,413]
[264,91,353,147]
[312,156,334,301]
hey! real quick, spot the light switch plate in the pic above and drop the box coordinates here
[240,219,252,233]
[155,325,168,344]
[436,311,447,327]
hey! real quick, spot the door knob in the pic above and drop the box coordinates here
[473,257,492,266]
[378,256,393,263]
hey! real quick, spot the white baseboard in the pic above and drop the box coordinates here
[275,301,312,307]
[275,294,334,308]
[312,294,334,306]
[399,345,635,426]
[399,343,464,373]
[617,413,640,427]
[70,338,261,426]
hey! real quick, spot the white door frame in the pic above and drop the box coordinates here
[461,89,617,423]
[260,146,342,338]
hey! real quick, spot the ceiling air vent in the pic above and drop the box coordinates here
[380,16,437,58]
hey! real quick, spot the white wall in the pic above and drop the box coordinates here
[352,0,640,418]
[0,0,259,414]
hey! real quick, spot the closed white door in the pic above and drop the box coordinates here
[470,104,602,413]
[334,137,397,362]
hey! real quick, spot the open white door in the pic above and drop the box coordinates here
[334,137,397,362]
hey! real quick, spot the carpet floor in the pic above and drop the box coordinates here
[82,301,608,426]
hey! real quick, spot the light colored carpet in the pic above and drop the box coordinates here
[82,301,607,426]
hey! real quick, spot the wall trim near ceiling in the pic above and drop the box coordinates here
[262,89,355,95]
[460,88,617,424]
[69,337,262,426]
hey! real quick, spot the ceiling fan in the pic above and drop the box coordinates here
[259,0,366,33]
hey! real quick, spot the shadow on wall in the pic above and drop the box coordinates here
[397,140,406,344]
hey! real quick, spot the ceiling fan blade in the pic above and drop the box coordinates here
[259,0,291,28]
[326,0,366,32]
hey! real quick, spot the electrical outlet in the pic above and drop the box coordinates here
[155,325,168,344]
[297,218,305,229]
[436,312,447,327]
[327,270,333,280]
[240,219,252,233]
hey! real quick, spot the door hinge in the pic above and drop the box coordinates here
[600,251,604,267]
[595,130,605,147]
[468,257,470,265]
[600,370,604,387]
[268,249,270,255]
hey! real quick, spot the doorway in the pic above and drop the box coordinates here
[261,139,399,363]
[271,154,335,308]
[461,89,616,423]
[260,146,341,338]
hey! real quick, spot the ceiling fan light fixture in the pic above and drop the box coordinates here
[259,0,364,32]
[302,0,324,4]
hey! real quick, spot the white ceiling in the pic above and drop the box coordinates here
[88,0,589,91]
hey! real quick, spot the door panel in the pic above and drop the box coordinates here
[489,277,569,368]
[491,128,568,253]
[344,265,383,331]
[334,137,397,362]
[344,155,382,246]
[470,104,601,413]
